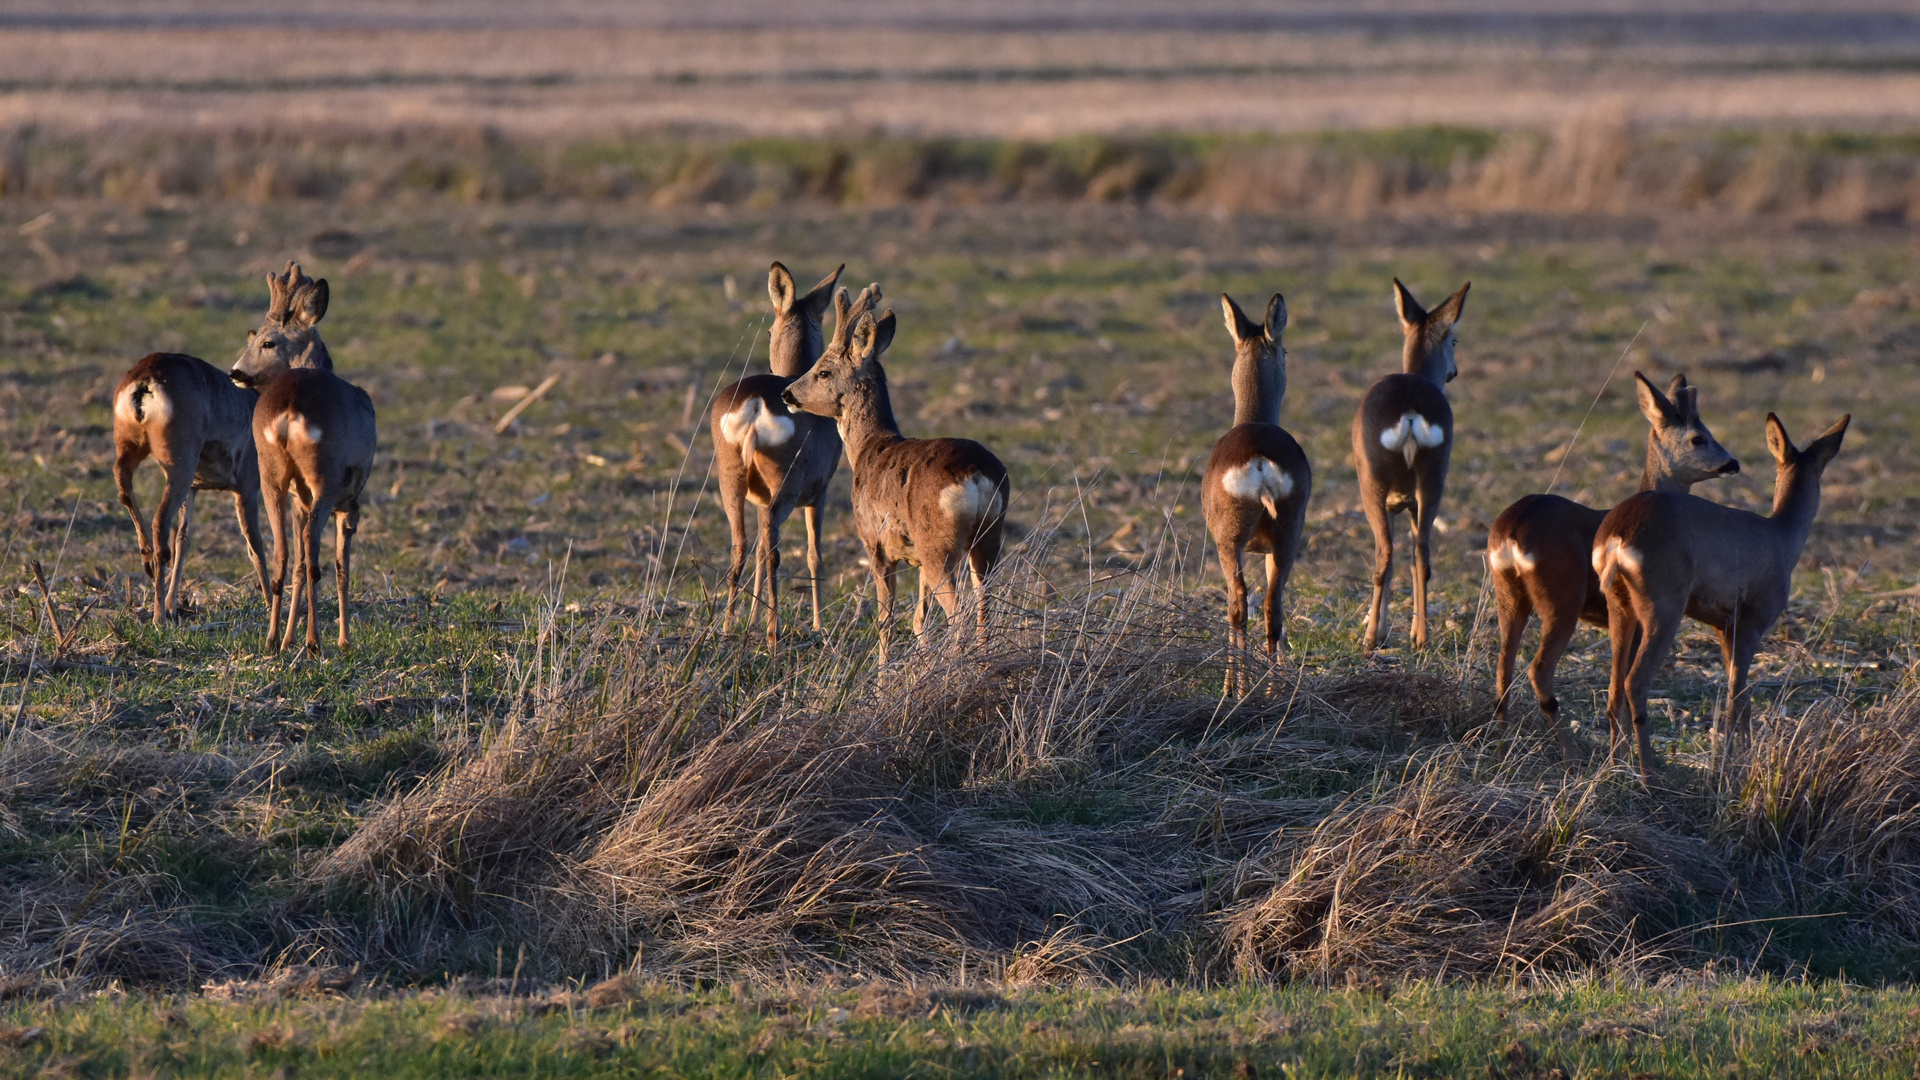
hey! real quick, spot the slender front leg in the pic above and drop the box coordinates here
[1360,497,1394,651]
[1718,619,1765,760]
[912,564,930,636]
[232,488,272,614]
[871,553,898,664]
[1624,601,1680,787]
[803,503,825,633]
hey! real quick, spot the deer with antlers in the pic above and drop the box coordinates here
[228,262,378,653]
[1202,293,1312,695]
[708,262,845,646]
[1487,372,1738,756]
[1352,279,1470,652]
[783,286,1008,663]
[1594,411,1849,783]
[112,352,272,624]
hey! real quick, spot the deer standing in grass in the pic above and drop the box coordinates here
[229,262,378,653]
[708,262,844,646]
[1353,279,1470,651]
[783,288,1008,663]
[1594,412,1849,784]
[112,352,273,623]
[1488,372,1738,757]
[1202,293,1311,695]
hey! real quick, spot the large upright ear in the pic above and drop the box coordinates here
[1429,281,1470,328]
[768,262,797,313]
[1221,294,1259,345]
[1801,413,1851,468]
[867,309,897,359]
[1264,293,1287,339]
[1634,370,1677,426]
[291,278,329,327]
[1392,278,1426,330]
[1765,413,1797,466]
[801,263,845,319]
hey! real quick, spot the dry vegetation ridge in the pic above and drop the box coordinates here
[1,3,1919,1077]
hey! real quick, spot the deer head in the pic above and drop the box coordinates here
[1394,278,1469,385]
[781,283,887,423]
[767,262,844,378]
[1635,371,1739,488]
[231,261,333,387]
[1221,292,1287,427]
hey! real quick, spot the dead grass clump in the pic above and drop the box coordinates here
[1723,690,1920,935]
[1304,669,1499,745]
[1220,753,1731,981]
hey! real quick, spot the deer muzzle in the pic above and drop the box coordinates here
[781,388,801,409]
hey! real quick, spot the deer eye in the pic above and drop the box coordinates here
[261,340,277,350]
[1691,435,1706,446]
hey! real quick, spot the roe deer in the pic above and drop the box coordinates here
[1595,412,1849,784]
[1352,279,1469,651]
[783,288,1008,664]
[112,353,272,623]
[1488,371,1738,756]
[229,262,378,653]
[1202,292,1311,695]
[708,261,844,646]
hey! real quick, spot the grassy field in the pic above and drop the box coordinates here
[2,185,1919,1071]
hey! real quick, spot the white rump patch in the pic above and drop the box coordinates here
[115,381,171,427]
[289,416,322,443]
[1378,410,1446,467]
[1488,540,1536,574]
[1592,536,1644,581]
[1220,457,1296,519]
[939,473,1002,525]
[719,397,794,466]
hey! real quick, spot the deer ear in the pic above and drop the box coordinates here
[1264,293,1287,339]
[295,279,329,326]
[1392,278,1426,329]
[768,262,797,313]
[1429,281,1470,328]
[1802,413,1851,468]
[1765,413,1796,466]
[1634,370,1676,426]
[867,309,897,359]
[802,264,845,318]
[1221,294,1259,344]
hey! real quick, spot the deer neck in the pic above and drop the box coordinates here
[835,369,903,472]
[291,333,333,372]
[1768,462,1824,554]
[768,315,823,379]
[1401,336,1449,389]
[1231,349,1284,427]
[1640,439,1691,494]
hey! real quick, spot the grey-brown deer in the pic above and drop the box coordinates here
[229,262,378,653]
[1594,411,1849,784]
[1352,279,1469,651]
[1201,292,1311,695]
[112,353,272,624]
[1487,371,1738,757]
[783,288,1008,663]
[708,261,844,646]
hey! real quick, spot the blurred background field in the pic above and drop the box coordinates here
[1,3,1920,1076]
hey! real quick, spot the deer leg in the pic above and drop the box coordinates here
[1529,605,1581,761]
[165,489,196,620]
[871,554,898,664]
[1409,492,1439,649]
[149,453,198,625]
[1360,497,1394,651]
[232,487,272,615]
[1718,619,1766,759]
[912,564,930,636]
[1491,580,1530,730]
[1263,549,1292,662]
[113,447,156,594]
[281,503,313,652]
[968,547,992,640]
[1624,600,1680,786]
[334,506,358,652]
[758,502,782,649]
[1604,598,1638,770]
[301,495,337,651]
[803,503,825,633]
[263,482,289,650]
[720,492,748,633]
[745,504,768,632]
[1218,539,1248,696]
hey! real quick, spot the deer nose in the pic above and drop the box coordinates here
[1721,458,1741,475]
[781,389,800,408]
[228,367,251,388]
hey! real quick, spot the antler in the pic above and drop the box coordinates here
[265,260,316,325]
[828,283,883,351]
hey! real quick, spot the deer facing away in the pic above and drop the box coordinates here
[783,288,1008,663]
[1594,411,1849,783]
[1488,371,1738,756]
[1201,292,1312,694]
[112,352,273,624]
[229,262,378,653]
[708,262,844,646]
[1352,278,1469,651]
